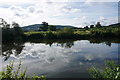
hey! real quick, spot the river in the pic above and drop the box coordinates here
[1,39,120,78]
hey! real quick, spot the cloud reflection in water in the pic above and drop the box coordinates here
[2,40,119,78]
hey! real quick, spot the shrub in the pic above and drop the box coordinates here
[0,61,46,80]
[27,33,44,39]
[44,31,56,39]
[89,60,120,79]
[56,27,74,39]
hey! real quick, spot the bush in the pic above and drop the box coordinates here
[27,33,44,39]
[0,61,46,80]
[44,31,56,39]
[88,60,120,79]
[90,27,120,37]
[56,27,74,39]
[24,27,120,40]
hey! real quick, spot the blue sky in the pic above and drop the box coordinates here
[0,0,119,27]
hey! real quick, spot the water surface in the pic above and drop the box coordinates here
[2,39,119,78]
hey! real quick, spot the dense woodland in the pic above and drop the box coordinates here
[0,18,120,43]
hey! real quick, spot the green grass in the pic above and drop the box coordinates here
[0,61,46,80]
[88,60,120,79]
[24,27,120,40]
[24,31,47,35]
[0,60,119,79]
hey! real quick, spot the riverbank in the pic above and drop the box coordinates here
[24,27,120,40]
[2,25,120,44]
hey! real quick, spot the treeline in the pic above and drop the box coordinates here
[25,27,120,40]
[26,27,75,40]
[1,18,120,43]
[89,27,120,37]
[0,18,25,43]
[39,21,56,31]
[25,21,120,39]
[26,22,120,39]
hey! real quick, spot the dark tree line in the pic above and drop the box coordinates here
[0,18,25,43]
[84,22,102,29]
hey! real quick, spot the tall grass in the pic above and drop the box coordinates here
[88,60,120,79]
[24,27,120,40]
[0,61,46,80]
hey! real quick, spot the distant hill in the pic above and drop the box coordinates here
[22,24,42,31]
[108,23,120,28]
[22,23,120,31]
[22,24,74,31]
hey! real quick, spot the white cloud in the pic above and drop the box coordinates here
[107,17,118,24]
[0,7,14,23]
[84,0,119,7]
[99,16,105,21]
[74,16,87,20]
[0,0,34,7]
[0,0,119,7]
[73,16,88,27]
[82,16,87,19]
[27,6,35,13]
[60,6,80,13]
[98,17,118,26]
[71,8,80,13]
[0,0,82,26]
[85,0,119,2]
[0,0,118,27]
[99,17,108,22]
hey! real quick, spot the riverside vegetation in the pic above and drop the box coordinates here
[25,26,120,40]
[89,60,120,80]
[0,60,119,79]
[0,61,46,80]
[0,18,120,43]
[1,18,120,79]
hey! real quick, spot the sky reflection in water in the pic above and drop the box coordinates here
[2,40,119,78]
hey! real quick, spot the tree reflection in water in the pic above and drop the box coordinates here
[2,39,75,61]
[2,42,25,61]
[2,38,120,61]
[89,38,120,47]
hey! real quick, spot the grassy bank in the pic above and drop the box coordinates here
[24,27,120,40]
[2,19,120,43]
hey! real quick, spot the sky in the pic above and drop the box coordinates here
[0,0,119,27]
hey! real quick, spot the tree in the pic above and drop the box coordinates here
[57,27,74,38]
[84,26,89,29]
[90,25,94,28]
[0,18,10,28]
[12,22,23,37]
[41,21,48,31]
[1,19,25,43]
[62,27,74,34]
[48,25,56,31]
[1,19,13,42]
[95,22,102,28]
[12,22,19,27]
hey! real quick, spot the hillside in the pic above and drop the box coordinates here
[22,23,120,31]
[108,23,120,28]
[22,24,74,31]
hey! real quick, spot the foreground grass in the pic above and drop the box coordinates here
[88,60,120,79]
[0,60,119,80]
[0,61,46,80]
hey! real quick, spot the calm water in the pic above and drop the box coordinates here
[1,39,120,78]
